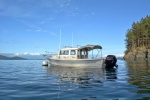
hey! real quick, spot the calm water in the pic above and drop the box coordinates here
[0,60,150,100]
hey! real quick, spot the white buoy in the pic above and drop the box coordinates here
[42,61,48,66]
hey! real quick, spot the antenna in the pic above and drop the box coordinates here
[72,32,73,47]
[59,29,61,50]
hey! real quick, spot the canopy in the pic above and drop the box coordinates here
[78,44,102,51]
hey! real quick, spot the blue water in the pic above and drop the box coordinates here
[0,60,150,100]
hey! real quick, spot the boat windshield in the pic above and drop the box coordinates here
[60,50,69,55]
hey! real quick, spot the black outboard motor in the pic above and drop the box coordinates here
[105,55,118,68]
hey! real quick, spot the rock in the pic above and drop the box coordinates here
[124,47,150,61]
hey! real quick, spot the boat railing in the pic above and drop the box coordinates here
[49,52,57,55]
[43,52,57,58]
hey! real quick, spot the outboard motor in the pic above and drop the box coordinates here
[105,55,118,68]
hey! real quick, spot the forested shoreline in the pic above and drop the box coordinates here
[124,15,150,60]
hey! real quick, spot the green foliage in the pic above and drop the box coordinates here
[125,15,150,52]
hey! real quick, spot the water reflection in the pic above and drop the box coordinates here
[105,67,118,81]
[45,65,104,85]
[43,66,105,99]
[126,61,150,96]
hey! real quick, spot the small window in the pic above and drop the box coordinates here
[70,50,76,55]
[60,50,69,55]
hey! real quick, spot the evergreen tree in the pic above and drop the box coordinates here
[125,15,150,54]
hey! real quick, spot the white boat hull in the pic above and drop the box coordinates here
[46,57,105,68]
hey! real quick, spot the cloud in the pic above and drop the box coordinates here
[26,28,57,36]
[103,53,124,57]
[0,0,74,17]
[115,54,124,57]
[35,29,47,32]
[0,0,32,18]
[39,21,45,24]
[0,0,78,30]
[15,52,41,56]
[0,39,21,44]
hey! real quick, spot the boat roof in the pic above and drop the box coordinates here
[78,44,102,50]
[60,45,102,51]
[60,47,78,51]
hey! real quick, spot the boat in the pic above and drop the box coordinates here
[44,44,105,68]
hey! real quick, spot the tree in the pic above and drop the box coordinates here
[125,15,150,52]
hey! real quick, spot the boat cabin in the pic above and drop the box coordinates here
[58,45,102,59]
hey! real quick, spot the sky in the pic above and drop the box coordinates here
[0,0,150,57]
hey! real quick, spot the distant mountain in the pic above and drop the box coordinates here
[9,56,27,60]
[0,55,10,60]
[0,55,27,60]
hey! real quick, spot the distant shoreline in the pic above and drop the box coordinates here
[0,59,45,60]
[0,54,46,60]
[0,55,27,60]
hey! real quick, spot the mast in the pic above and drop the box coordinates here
[58,29,61,59]
[59,29,61,50]
[72,32,73,47]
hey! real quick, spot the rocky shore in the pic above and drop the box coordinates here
[124,47,150,61]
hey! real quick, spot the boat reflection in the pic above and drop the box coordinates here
[45,65,104,85]
[105,67,118,80]
[42,66,107,99]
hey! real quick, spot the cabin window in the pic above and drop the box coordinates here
[60,50,69,55]
[70,50,76,55]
